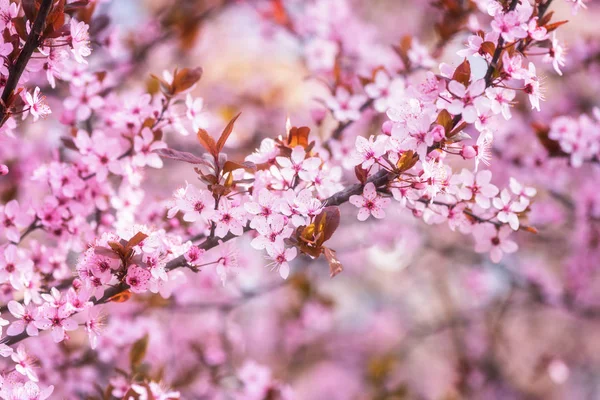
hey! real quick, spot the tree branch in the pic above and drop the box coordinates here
[0,0,53,126]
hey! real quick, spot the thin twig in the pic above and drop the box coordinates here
[0,0,54,126]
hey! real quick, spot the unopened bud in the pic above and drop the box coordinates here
[461,145,477,160]
[430,124,445,142]
[381,120,393,135]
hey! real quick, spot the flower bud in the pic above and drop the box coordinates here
[381,120,393,135]
[0,164,8,176]
[430,124,445,142]
[460,145,477,160]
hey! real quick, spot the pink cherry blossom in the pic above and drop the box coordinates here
[11,345,38,382]
[457,32,498,60]
[125,265,152,294]
[474,132,493,171]
[24,87,51,122]
[502,51,527,80]
[364,70,405,113]
[485,87,515,120]
[325,87,368,122]
[444,79,488,124]
[70,19,92,64]
[34,304,78,343]
[133,127,167,168]
[63,82,105,120]
[352,135,387,169]
[251,214,293,251]
[215,240,238,285]
[280,188,323,227]
[349,182,391,221]
[304,38,338,71]
[7,301,39,337]
[174,184,216,222]
[493,189,528,230]
[527,17,549,41]
[84,307,106,350]
[74,130,123,181]
[245,188,280,228]
[0,200,33,243]
[455,169,499,209]
[523,62,544,111]
[185,94,207,131]
[544,33,566,76]
[0,0,18,32]
[276,145,321,183]
[491,9,528,42]
[212,200,247,238]
[509,178,537,203]
[10,382,54,400]
[266,242,297,279]
[474,224,518,263]
[185,246,206,266]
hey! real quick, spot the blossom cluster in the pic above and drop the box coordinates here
[548,108,600,166]
[0,0,589,397]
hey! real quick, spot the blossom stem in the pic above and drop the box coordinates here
[0,0,54,127]
[484,0,519,86]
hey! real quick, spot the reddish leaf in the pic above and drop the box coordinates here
[153,148,211,166]
[355,165,368,184]
[46,0,65,33]
[172,67,203,94]
[150,74,173,97]
[64,0,90,13]
[324,247,343,278]
[539,11,554,26]
[396,150,419,172]
[436,109,453,135]
[108,241,125,254]
[197,129,218,159]
[60,137,78,151]
[287,126,311,149]
[319,206,340,243]
[94,246,121,259]
[216,113,241,153]
[22,0,36,22]
[392,35,412,70]
[270,0,291,26]
[129,333,149,370]
[545,20,568,33]
[13,18,28,41]
[448,121,468,138]
[222,160,256,174]
[452,59,471,86]
[126,232,148,249]
[108,290,132,303]
[480,41,495,57]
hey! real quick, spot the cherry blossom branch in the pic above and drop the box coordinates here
[325,169,392,206]
[484,0,519,86]
[9,217,41,245]
[329,99,374,142]
[0,0,53,126]
[0,168,396,347]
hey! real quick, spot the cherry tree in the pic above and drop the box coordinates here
[0,0,597,398]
